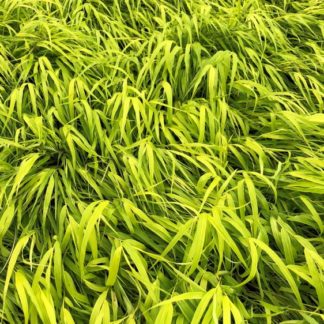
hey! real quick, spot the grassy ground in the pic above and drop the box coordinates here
[0,0,323,323]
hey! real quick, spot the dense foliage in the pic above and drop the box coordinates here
[0,0,323,323]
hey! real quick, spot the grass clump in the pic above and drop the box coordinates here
[0,0,323,323]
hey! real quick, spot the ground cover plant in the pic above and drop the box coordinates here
[0,0,323,323]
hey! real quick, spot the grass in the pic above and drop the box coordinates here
[0,0,323,323]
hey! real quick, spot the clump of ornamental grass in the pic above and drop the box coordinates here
[0,0,323,323]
